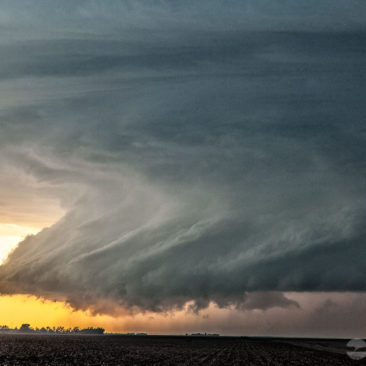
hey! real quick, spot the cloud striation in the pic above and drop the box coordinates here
[0,1,365,315]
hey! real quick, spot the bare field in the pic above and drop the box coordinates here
[0,334,363,365]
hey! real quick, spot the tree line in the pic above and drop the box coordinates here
[0,324,104,334]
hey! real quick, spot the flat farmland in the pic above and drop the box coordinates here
[0,334,363,365]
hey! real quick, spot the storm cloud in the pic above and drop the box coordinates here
[0,1,366,315]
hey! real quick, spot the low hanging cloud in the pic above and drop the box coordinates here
[0,1,365,316]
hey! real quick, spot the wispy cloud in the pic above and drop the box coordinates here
[0,1,365,325]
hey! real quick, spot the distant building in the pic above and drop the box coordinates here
[190,332,220,337]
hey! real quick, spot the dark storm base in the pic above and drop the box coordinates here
[0,334,362,365]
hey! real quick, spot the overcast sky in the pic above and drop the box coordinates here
[0,1,365,336]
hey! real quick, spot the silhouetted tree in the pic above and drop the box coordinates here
[19,324,32,332]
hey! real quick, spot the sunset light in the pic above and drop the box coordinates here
[0,236,22,264]
[0,224,42,263]
[0,0,365,363]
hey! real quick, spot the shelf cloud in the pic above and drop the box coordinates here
[0,1,365,316]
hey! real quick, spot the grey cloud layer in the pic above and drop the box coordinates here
[1,0,366,39]
[0,1,366,313]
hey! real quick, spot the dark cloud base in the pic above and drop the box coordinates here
[0,1,365,315]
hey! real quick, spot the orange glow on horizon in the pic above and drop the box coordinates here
[0,295,121,332]
[0,295,218,334]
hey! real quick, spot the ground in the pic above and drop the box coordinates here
[0,334,363,365]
